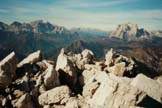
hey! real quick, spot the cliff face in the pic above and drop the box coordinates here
[0,48,162,108]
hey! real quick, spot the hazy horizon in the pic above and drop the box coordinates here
[0,0,162,31]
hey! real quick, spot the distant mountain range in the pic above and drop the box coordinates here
[0,20,108,36]
[0,20,160,39]
[0,20,109,60]
[0,20,70,34]
[0,20,162,74]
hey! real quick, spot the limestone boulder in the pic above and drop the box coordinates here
[83,72,147,108]
[71,49,94,70]
[82,81,100,98]
[115,55,135,72]
[0,52,17,88]
[131,74,162,103]
[104,48,136,77]
[43,60,60,90]
[65,97,79,108]
[55,49,77,87]
[17,50,42,68]
[80,69,100,85]
[156,75,162,84]
[81,49,94,59]
[38,86,71,106]
[105,48,114,66]
[106,62,126,76]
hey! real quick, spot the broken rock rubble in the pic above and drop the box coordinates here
[0,48,161,108]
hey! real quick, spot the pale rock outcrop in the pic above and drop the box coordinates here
[81,49,94,61]
[14,93,34,108]
[17,50,42,68]
[79,63,103,85]
[83,72,147,108]
[108,73,132,85]
[43,60,60,90]
[65,97,79,108]
[38,86,71,106]
[82,81,100,98]
[43,105,50,108]
[115,55,135,72]
[105,48,114,66]
[106,62,126,76]
[156,75,162,84]
[79,62,103,85]
[80,69,101,85]
[131,74,162,103]
[84,64,102,72]
[0,52,17,88]
[52,105,65,108]
[77,95,90,108]
[56,49,77,87]
[73,49,94,70]
[104,48,136,76]
[110,23,151,41]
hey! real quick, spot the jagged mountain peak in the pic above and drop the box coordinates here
[28,20,69,34]
[30,20,52,26]
[0,22,9,30]
[0,20,70,34]
[10,21,22,26]
[120,22,138,27]
[29,20,55,33]
[30,19,43,24]
[110,22,151,41]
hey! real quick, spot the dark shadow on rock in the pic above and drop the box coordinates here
[138,95,162,108]
[58,69,74,86]
[73,69,83,95]
[58,69,83,95]
[16,64,40,78]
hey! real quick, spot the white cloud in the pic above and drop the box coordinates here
[45,7,162,30]
[1,0,161,31]
[67,0,137,8]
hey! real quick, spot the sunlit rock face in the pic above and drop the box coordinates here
[104,48,136,77]
[17,50,42,68]
[131,74,162,103]
[110,23,151,41]
[55,48,77,88]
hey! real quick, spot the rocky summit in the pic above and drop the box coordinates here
[0,48,162,108]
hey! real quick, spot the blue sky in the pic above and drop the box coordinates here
[0,0,162,30]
